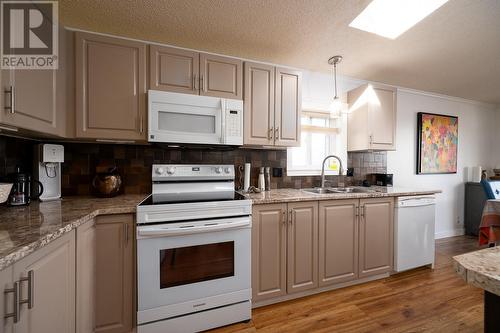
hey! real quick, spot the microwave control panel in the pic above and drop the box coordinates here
[224,99,243,145]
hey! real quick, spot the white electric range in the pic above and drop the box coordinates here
[136,164,252,333]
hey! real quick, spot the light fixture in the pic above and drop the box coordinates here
[328,55,346,114]
[349,0,449,39]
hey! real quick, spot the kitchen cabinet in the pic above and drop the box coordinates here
[149,45,199,94]
[0,28,70,137]
[149,46,242,100]
[75,32,147,141]
[318,199,359,286]
[95,214,134,333]
[252,204,287,302]
[359,198,394,278]
[200,53,242,99]
[252,201,318,301]
[347,83,397,151]
[243,63,301,147]
[76,219,96,333]
[287,202,318,294]
[0,266,13,333]
[14,231,76,333]
[243,62,275,145]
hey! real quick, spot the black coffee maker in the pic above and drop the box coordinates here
[8,167,44,206]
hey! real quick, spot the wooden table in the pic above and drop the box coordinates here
[454,247,500,333]
[479,199,500,245]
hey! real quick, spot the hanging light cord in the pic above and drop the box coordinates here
[333,62,338,99]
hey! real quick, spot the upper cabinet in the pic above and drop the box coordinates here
[149,45,199,94]
[75,32,147,141]
[243,63,301,147]
[347,83,397,151]
[149,46,242,100]
[0,28,71,137]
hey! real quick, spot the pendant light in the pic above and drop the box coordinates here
[328,55,346,114]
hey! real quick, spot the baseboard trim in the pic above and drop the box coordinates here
[435,228,465,239]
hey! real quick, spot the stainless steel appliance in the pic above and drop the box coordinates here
[136,164,252,333]
[371,173,393,186]
[8,167,43,206]
[34,144,64,201]
[148,90,243,145]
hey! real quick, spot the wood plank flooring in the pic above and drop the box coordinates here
[210,236,485,333]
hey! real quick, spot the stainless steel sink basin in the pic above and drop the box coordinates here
[302,187,377,194]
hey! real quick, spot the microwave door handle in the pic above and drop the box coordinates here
[220,99,226,144]
[137,220,249,238]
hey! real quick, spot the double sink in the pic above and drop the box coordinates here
[301,187,379,195]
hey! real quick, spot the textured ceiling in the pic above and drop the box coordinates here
[60,0,500,105]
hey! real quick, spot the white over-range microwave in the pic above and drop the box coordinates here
[148,90,243,145]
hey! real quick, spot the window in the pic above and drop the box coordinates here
[287,110,345,176]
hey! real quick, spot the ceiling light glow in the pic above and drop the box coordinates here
[349,0,449,39]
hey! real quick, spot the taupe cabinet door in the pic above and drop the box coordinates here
[200,53,243,99]
[95,214,134,333]
[76,219,96,333]
[275,67,301,147]
[75,32,147,141]
[252,204,287,302]
[318,200,359,286]
[243,62,275,145]
[14,231,76,333]
[149,45,199,94]
[359,198,394,278]
[347,83,397,151]
[287,201,318,294]
[0,266,13,333]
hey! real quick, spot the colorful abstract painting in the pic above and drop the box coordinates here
[417,112,458,174]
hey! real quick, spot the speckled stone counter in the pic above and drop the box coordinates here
[241,187,441,205]
[453,247,500,296]
[0,194,146,271]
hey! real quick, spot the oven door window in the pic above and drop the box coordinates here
[159,241,234,289]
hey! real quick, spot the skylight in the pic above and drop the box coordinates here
[349,0,449,39]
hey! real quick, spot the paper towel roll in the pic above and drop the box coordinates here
[244,163,251,191]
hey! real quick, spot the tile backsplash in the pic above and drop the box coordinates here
[0,135,387,196]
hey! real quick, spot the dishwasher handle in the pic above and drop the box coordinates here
[397,196,436,208]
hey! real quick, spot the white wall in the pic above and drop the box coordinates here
[386,90,498,238]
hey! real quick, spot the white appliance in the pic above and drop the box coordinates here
[136,164,252,333]
[33,144,64,201]
[148,90,243,146]
[394,195,436,272]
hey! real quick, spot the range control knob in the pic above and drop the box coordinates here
[224,167,231,174]
[166,166,176,175]
[215,167,223,174]
[155,167,165,175]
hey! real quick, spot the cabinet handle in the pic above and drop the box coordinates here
[275,127,279,140]
[4,281,19,323]
[361,205,366,217]
[192,74,197,91]
[5,85,15,114]
[140,116,144,133]
[369,134,373,144]
[19,270,34,309]
[355,206,359,217]
[282,210,286,224]
[201,75,205,92]
[289,209,293,224]
[268,127,274,140]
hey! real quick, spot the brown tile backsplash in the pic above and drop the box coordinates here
[0,135,387,196]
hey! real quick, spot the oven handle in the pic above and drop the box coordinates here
[137,218,250,238]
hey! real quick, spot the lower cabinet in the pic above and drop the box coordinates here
[252,197,394,305]
[1,231,76,333]
[252,201,318,303]
[94,214,134,333]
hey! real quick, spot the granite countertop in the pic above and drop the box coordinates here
[0,194,146,271]
[241,187,442,204]
[453,247,500,296]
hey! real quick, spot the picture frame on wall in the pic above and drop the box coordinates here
[416,112,458,174]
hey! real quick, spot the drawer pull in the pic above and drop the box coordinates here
[5,85,15,114]
[4,281,19,323]
[19,270,34,309]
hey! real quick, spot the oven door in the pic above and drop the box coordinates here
[137,216,251,324]
[148,90,223,145]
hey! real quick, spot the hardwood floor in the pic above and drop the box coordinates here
[210,236,484,333]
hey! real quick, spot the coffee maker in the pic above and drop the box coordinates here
[34,144,64,201]
[8,167,44,206]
